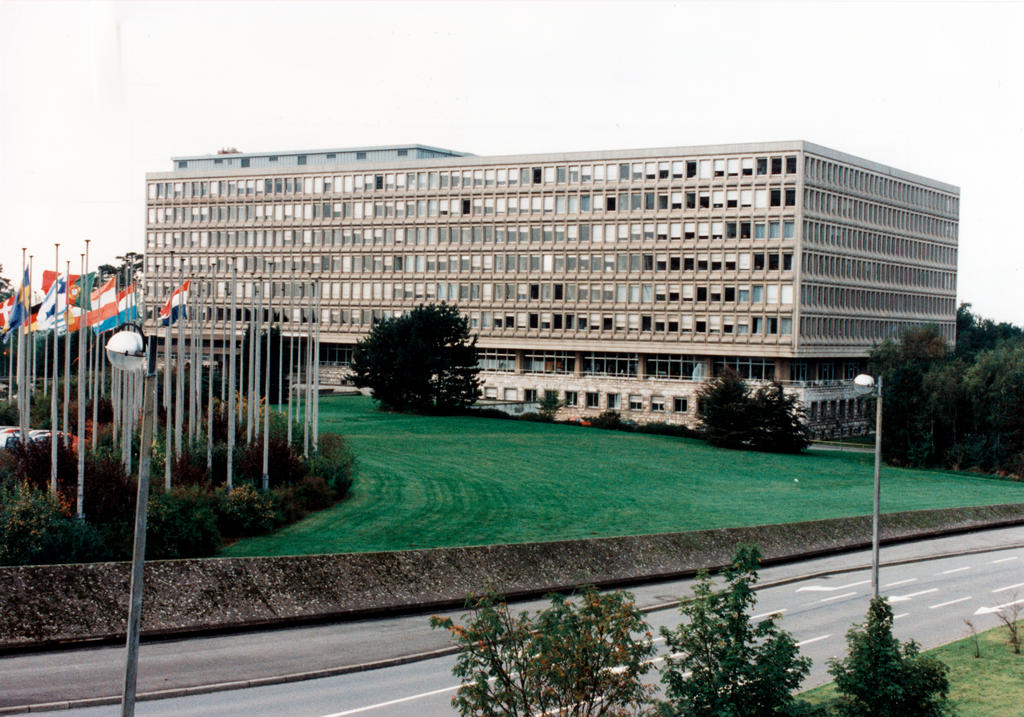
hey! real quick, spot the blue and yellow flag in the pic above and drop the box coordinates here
[2,267,30,343]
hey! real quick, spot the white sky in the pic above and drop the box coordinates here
[1,0,1022,323]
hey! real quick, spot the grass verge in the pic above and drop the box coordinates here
[221,395,1024,557]
[801,620,1024,715]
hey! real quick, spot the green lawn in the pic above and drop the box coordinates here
[222,396,1024,557]
[802,621,1024,715]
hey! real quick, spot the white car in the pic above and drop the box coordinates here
[0,427,23,450]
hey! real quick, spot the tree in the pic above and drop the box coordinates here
[827,596,950,716]
[351,303,480,413]
[538,389,562,421]
[697,370,808,453]
[697,368,757,449]
[432,586,655,717]
[659,544,811,716]
[750,383,810,453]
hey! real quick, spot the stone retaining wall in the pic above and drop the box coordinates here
[3,502,1024,650]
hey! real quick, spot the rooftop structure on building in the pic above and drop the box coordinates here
[145,140,959,437]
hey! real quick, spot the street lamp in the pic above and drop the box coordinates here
[854,373,883,598]
[105,325,158,717]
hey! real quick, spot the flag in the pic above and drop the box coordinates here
[2,268,31,343]
[85,277,117,328]
[36,276,64,331]
[93,284,138,334]
[160,279,190,326]
[0,295,14,332]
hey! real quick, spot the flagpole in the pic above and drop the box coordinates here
[252,283,261,443]
[313,279,321,453]
[206,280,214,475]
[164,276,173,492]
[63,260,71,443]
[188,284,196,445]
[287,270,295,447]
[76,250,86,520]
[261,275,271,492]
[227,266,237,491]
[50,244,60,495]
[28,254,34,402]
[174,264,184,460]
[303,274,312,459]
[277,275,284,409]
[246,285,255,445]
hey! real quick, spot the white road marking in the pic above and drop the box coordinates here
[889,588,939,603]
[929,596,972,609]
[884,578,918,588]
[991,556,1019,564]
[940,566,970,575]
[975,598,1024,616]
[894,612,910,620]
[322,684,460,716]
[796,634,831,647]
[817,591,858,604]
[796,580,870,593]
[992,582,1024,594]
[751,608,787,621]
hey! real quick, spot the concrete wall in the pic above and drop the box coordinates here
[3,502,1024,650]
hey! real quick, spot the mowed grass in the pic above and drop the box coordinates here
[802,621,1024,715]
[222,395,1024,557]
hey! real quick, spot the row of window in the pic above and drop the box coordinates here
[152,155,801,199]
[804,156,957,216]
[151,250,796,278]
[804,188,956,241]
[800,316,955,343]
[146,219,797,251]
[489,387,693,415]
[146,186,799,225]
[801,251,955,291]
[804,220,956,266]
[801,284,955,317]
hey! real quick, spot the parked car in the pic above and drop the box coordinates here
[27,429,77,451]
[0,427,23,450]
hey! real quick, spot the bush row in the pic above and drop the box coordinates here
[0,427,356,565]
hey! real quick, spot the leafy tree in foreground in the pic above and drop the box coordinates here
[827,596,950,716]
[432,586,655,716]
[659,544,812,716]
[351,303,480,413]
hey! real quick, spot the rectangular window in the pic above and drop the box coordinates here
[673,397,688,413]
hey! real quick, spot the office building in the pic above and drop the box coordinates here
[144,141,959,435]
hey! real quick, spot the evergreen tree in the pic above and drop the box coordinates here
[351,303,480,413]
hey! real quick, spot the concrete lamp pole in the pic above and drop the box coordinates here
[105,327,158,717]
[854,373,883,598]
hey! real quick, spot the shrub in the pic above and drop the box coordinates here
[0,482,110,566]
[308,433,355,498]
[828,596,951,716]
[590,410,627,430]
[146,487,220,559]
[296,475,334,511]
[216,483,276,538]
[236,436,305,489]
[171,442,213,489]
[271,486,308,526]
[83,449,135,525]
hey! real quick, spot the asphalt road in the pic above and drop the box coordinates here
[5,525,1024,716]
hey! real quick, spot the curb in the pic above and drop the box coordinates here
[4,536,1024,715]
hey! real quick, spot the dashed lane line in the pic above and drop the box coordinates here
[929,596,972,609]
[991,556,1019,564]
[817,591,858,604]
[889,588,940,603]
[321,684,460,716]
[796,634,831,647]
[940,566,970,575]
[992,582,1024,594]
[884,578,918,588]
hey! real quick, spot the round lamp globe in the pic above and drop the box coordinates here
[853,373,876,395]
[106,330,146,372]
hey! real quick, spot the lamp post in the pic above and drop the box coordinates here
[854,373,883,598]
[105,326,158,717]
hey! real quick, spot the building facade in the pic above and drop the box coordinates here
[144,141,959,435]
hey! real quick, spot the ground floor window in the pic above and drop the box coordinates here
[651,396,665,412]
[504,388,517,401]
[628,394,644,411]
[564,390,578,407]
[586,392,600,408]
[524,389,537,402]
[607,393,621,410]
[673,397,688,413]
